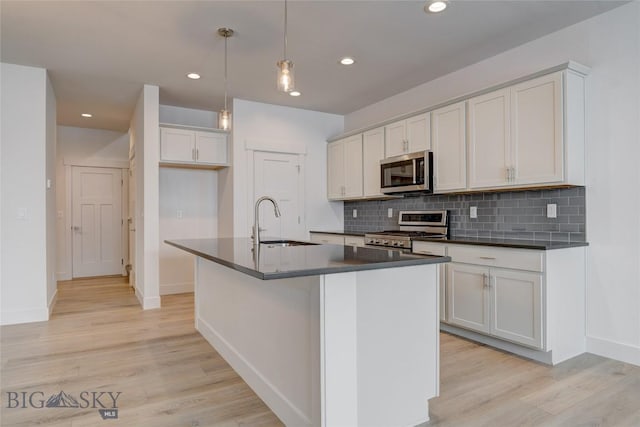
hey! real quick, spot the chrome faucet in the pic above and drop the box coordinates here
[252,196,281,247]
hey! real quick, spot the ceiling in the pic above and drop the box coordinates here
[1,1,627,132]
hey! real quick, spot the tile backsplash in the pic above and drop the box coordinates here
[344,187,586,242]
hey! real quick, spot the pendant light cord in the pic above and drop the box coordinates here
[283,0,288,60]
[224,34,228,110]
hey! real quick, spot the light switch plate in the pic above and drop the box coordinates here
[387,208,393,218]
[470,206,478,219]
[547,204,557,218]
[352,209,357,218]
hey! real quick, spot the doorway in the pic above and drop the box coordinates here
[253,151,305,240]
[71,166,124,278]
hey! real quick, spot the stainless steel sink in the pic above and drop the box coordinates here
[260,240,319,247]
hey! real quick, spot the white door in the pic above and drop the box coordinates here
[72,166,123,278]
[254,152,304,240]
[160,127,195,162]
[432,101,467,192]
[384,120,407,158]
[447,263,490,334]
[128,161,136,287]
[468,88,511,189]
[195,131,228,165]
[490,269,543,349]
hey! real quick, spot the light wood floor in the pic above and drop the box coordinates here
[2,276,639,427]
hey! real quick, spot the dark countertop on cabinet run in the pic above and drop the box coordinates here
[165,238,450,280]
[309,230,366,237]
[412,236,589,250]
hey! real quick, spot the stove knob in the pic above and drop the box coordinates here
[382,240,389,245]
[392,242,399,246]
[374,240,381,244]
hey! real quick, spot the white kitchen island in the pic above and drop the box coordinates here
[166,238,450,427]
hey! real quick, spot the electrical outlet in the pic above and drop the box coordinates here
[17,208,26,220]
[387,208,393,218]
[177,210,183,219]
[547,204,557,218]
[470,206,478,219]
[352,209,357,218]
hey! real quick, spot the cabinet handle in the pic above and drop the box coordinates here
[511,167,516,182]
[479,256,496,260]
[192,148,196,161]
[506,167,511,181]
[483,273,489,288]
[417,250,434,255]
[196,148,199,160]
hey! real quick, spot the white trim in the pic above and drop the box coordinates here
[65,165,72,280]
[48,288,58,316]
[587,336,640,367]
[64,157,129,168]
[160,282,194,295]
[143,296,161,310]
[0,307,49,325]
[245,139,307,154]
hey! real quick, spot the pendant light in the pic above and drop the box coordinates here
[277,0,294,93]
[218,27,233,130]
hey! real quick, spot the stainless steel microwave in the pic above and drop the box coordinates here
[380,150,433,194]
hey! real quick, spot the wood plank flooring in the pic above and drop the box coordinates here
[2,276,639,426]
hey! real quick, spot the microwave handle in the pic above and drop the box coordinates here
[412,161,417,184]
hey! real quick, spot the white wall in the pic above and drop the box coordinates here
[220,99,344,239]
[345,3,640,366]
[159,168,218,294]
[55,126,129,280]
[130,85,160,309]
[0,63,54,324]
[159,104,217,128]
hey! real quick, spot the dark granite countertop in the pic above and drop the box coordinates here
[165,238,450,280]
[309,230,366,237]
[412,236,589,250]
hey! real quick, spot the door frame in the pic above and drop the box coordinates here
[246,148,306,240]
[61,157,129,280]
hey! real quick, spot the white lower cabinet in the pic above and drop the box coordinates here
[344,235,366,247]
[414,241,585,364]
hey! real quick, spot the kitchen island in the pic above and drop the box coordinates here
[165,238,450,427]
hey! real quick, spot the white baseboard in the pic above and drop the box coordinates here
[160,281,193,295]
[48,289,58,316]
[143,296,161,310]
[196,316,307,426]
[56,272,71,281]
[0,307,49,325]
[587,336,640,367]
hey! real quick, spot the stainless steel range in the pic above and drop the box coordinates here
[364,210,448,250]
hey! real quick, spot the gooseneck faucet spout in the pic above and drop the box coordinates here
[253,196,281,248]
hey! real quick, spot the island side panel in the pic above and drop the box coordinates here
[320,264,440,427]
[195,257,321,427]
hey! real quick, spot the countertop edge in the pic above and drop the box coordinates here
[309,230,366,237]
[411,237,589,250]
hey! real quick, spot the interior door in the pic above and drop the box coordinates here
[72,166,123,278]
[253,151,304,240]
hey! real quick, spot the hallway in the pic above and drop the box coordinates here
[0,277,282,426]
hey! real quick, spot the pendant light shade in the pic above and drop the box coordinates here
[218,27,233,130]
[277,0,295,93]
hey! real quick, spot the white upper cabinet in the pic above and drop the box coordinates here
[432,101,467,192]
[468,72,565,189]
[362,127,385,197]
[384,112,430,158]
[160,125,229,168]
[327,135,363,200]
[468,88,511,188]
[511,72,563,185]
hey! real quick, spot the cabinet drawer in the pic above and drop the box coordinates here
[448,244,543,272]
[344,235,365,247]
[310,233,345,245]
[412,241,446,256]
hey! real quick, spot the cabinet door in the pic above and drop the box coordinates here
[447,263,490,334]
[160,127,195,162]
[468,89,511,189]
[511,72,563,185]
[363,127,385,197]
[432,102,467,192]
[406,112,430,152]
[413,242,447,322]
[384,120,407,158]
[327,141,345,199]
[343,135,363,198]
[195,131,228,165]
[490,269,543,349]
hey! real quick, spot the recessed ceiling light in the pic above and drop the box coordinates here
[425,0,447,13]
[339,57,355,66]
[187,73,201,80]
[81,113,92,118]
[289,91,301,97]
